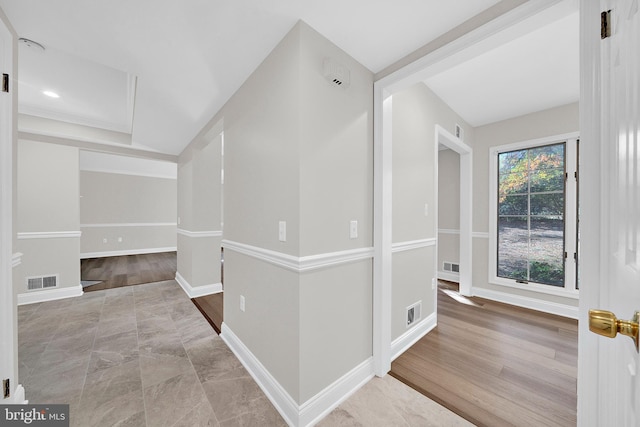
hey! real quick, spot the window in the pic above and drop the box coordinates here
[489,134,579,297]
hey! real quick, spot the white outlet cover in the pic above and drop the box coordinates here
[240,295,245,312]
[350,220,358,239]
[278,221,286,242]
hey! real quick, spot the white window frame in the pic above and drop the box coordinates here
[488,132,580,299]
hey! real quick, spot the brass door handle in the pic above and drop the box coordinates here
[589,309,639,352]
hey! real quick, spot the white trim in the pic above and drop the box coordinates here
[473,287,578,319]
[390,312,437,361]
[7,384,28,404]
[80,247,177,259]
[222,240,374,273]
[221,323,374,427]
[80,166,177,180]
[17,231,82,240]
[174,272,222,299]
[177,228,222,238]
[391,238,436,253]
[437,271,460,283]
[17,284,83,305]
[81,222,176,228]
[12,252,22,268]
[438,228,460,235]
[473,231,490,239]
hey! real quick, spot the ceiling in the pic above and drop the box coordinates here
[0,0,578,156]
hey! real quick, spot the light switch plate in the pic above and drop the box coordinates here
[240,295,245,312]
[350,220,358,239]
[278,221,286,242]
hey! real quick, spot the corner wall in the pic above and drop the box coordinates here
[16,139,82,303]
[180,20,374,425]
[390,83,473,348]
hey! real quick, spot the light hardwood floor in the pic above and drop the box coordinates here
[390,281,578,427]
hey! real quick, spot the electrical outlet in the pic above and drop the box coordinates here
[102,238,108,244]
[424,203,429,217]
[240,295,245,312]
[3,378,9,399]
[118,237,123,243]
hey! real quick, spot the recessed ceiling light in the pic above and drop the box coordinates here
[42,90,60,98]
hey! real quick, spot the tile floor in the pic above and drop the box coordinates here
[18,280,472,426]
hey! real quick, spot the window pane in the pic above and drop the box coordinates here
[530,218,564,286]
[496,142,567,288]
[499,149,528,174]
[529,144,565,170]
[498,216,528,280]
[499,195,528,216]
[531,193,564,216]
[530,168,564,193]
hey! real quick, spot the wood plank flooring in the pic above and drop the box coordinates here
[80,252,177,292]
[390,281,578,427]
[192,293,223,334]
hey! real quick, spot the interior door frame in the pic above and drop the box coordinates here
[436,125,473,296]
[372,0,571,377]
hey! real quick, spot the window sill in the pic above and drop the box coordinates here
[489,276,580,300]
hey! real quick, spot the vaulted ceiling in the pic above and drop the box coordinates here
[0,0,578,156]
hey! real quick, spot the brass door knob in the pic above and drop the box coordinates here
[589,309,639,352]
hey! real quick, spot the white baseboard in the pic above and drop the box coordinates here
[221,323,374,427]
[80,247,177,259]
[175,272,222,299]
[8,384,28,404]
[18,284,83,306]
[391,312,437,361]
[473,287,579,319]
[437,270,460,283]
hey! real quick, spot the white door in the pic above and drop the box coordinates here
[579,0,640,425]
[0,12,16,403]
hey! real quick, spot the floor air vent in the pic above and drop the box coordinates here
[27,274,58,290]
[406,301,422,328]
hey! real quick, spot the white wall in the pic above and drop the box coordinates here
[438,148,461,277]
[180,20,374,415]
[16,139,81,296]
[390,83,473,341]
[176,129,223,294]
[79,170,177,257]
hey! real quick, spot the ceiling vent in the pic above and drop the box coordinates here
[323,58,350,88]
[26,274,58,291]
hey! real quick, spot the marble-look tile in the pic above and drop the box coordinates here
[139,332,192,387]
[218,396,286,427]
[87,330,139,374]
[136,316,178,343]
[175,314,218,346]
[172,400,219,427]
[186,336,248,384]
[316,407,364,427]
[44,331,96,355]
[201,376,266,423]
[144,370,209,427]
[95,313,137,338]
[80,360,143,410]
[73,389,145,427]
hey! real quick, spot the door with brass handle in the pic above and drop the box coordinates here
[588,309,639,352]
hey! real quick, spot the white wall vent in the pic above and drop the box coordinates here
[406,301,422,328]
[443,262,460,273]
[323,58,350,88]
[455,124,464,141]
[26,274,58,291]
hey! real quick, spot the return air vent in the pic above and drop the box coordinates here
[323,58,350,88]
[443,262,460,273]
[406,301,422,328]
[26,274,58,291]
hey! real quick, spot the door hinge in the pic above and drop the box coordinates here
[601,10,611,39]
[3,378,9,399]
[2,73,8,93]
